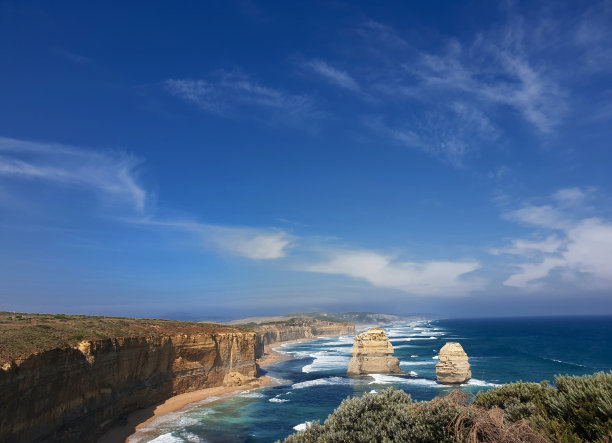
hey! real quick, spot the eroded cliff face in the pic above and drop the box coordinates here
[0,331,259,443]
[255,320,355,348]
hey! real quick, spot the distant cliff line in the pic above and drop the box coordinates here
[0,312,355,443]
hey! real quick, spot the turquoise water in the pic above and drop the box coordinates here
[129,316,612,443]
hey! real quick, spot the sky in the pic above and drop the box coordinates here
[1,0,611,319]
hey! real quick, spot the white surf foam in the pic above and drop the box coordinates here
[269,397,289,403]
[465,379,502,387]
[368,374,441,388]
[292,376,351,389]
[302,351,351,373]
[148,434,184,443]
[179,432,206,443]
[294,421,314,431]
[238,391,266,398]
[400,361,435,366]
[321,336,355,346]
[549,358,587,367]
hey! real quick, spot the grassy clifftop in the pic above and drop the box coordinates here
[233,313,353,329]
[0,312,239,365]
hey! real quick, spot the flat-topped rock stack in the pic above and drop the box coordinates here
[435,342,471,384]
[347,328,401,375]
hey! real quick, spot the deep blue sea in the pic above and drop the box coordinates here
[129,316,612,443]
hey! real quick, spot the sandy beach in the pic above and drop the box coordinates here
[97,337,320,443]
[256,337,319,367]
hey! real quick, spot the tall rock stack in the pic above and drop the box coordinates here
[435,342,472,384]
[347,328,401,375]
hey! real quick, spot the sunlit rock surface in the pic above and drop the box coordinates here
[347,328,401,375]
[435,342,472,384]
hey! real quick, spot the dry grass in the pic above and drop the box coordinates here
[451,405,549,443]
[0,311,241,364]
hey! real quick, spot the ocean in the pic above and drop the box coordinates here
[129,316,612,443]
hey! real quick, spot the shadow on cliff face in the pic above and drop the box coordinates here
[1,337,177,442]
[1,331,260,443]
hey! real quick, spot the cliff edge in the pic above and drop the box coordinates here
[0,313,262,443]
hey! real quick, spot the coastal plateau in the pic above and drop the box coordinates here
[0,312,354,443]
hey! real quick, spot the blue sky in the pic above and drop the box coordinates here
[1,0,611,319]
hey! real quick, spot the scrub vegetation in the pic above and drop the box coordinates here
[282,372,612,442]
[0,312,237,364]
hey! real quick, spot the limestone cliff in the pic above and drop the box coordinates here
[435,342,472,384]
[347,328,401,375]
[254,318,355,348]
[0,331,260,443]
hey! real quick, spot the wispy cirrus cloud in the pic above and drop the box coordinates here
[572,1,612,72]
[0,137,146,212]
[301,59,360,91]
[410,23,567,134]
[497,187,612,291]
[0,137,295,261]
[366,102,498,167]
[301,248,483,296]
[138,218,294,260]
[164,71,318,120]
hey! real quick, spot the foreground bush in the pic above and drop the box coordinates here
[282,372,612,443]
[475,371,612,442]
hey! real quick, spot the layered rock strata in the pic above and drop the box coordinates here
[347,328,401,375]
[0,331,261,443]
[435,342,472,384]
[255,319,355,350]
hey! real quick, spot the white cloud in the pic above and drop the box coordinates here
[0,137,146,212]
[504,204,568,230]
[412,26,566,134]
[368,102,498,167]
[499,188,612,290]
[205,226,293,260]
[573,1,612,72]
[503,256,566,289]
[492,235,564,258]
[552,187,592,206]
[302,59,360,91]
[303,249,483,296]
[164,72,317,118]
[136,219,293,260]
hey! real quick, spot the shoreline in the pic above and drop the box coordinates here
[257,336,321,367]
[98,336,329,443]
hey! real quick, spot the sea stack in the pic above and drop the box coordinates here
[435,342,472,384]
[347,328,401,375]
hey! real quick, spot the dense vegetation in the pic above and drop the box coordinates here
[0,312,238,364]
[282,372,612,443]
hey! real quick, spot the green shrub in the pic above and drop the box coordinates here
[283,373,612,443]
[474,381,553,422]
[282,388,461,443]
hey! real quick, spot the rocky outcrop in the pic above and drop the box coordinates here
[0,331,260,443]
[255,319,355,348]
[435,342,471,384]
[347,328,401,375]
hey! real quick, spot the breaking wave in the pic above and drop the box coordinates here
[292,377,351,389]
